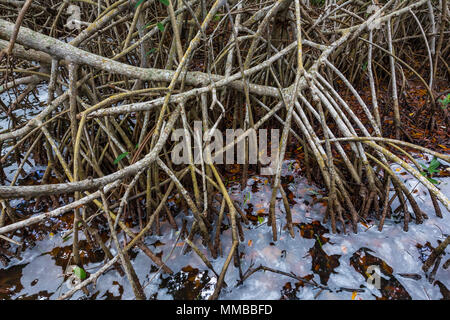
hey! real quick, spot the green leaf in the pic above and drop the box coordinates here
[315,234,322,248]
[159,0,169,6]
[213,14,221,22]
[438,94,450,108]
[258,216,264,224]
[146,48,156,56]
[427,177,439,185]
[114,152,129,165]
[243,192,251,204]
[157,22,165,32]
[429,157,440,170]
[362,62,368,71]
[73,266,87,280]
[135,0,146,9]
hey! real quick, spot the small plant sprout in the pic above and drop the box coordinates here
[438,93,450,110]
[420,157,441,185]
[243,192,251,205]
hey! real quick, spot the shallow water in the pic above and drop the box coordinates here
[0,157,448,300]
